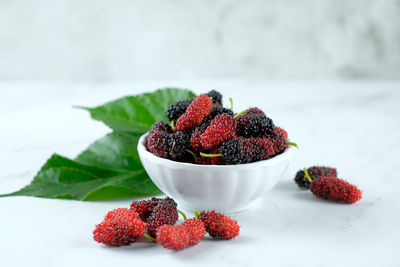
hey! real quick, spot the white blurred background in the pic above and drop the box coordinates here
[1,0,399,82]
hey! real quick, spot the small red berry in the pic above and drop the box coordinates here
[176,95,213,131]
[156,224,190,251]
[104,207,140,221]
[199,211,240,240]
[93,208,147,247]
[183,218,206,246]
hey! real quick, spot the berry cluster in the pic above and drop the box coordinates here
[146,90,297,165]
[293,166,362,204]
[93,197,240,251]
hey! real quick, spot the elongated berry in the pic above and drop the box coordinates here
[176,95,213,131]
[309,176,362,204]
[200,114,236,150]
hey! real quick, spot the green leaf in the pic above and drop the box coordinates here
[80,88,196,134]
[75,132,142,171]
[0,88,196,201]
[0,153,162,201]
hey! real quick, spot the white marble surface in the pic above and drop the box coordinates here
[1,1,400,80]
[0,81,399,267]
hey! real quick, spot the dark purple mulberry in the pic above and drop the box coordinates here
[169,131,190,160]
[240,137,275,163]
[236,114,274,137]
[149,121,173,133]
[294,166,338,189]
[220,139,243,164]
[147,197,179,237]
[206,90,223,105]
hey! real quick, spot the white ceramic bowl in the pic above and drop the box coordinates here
[138,133,295,213]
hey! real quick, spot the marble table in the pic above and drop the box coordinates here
[1,81,399,267]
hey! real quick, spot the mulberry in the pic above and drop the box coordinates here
[176,95,213,131]
[200,114,236,150]
[199,211,239,240]
[294,166,337,189]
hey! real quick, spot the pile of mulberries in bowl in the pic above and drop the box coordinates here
[145,90,297,165]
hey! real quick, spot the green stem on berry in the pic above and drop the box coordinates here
[199,152,222,157]
[229,98,233,111]
[143,233,156,242]
[233,110,247,119]
[194,210,200,220]
[287,142,299,148]
[170,120,176,131]
[178,209,187,220]
[185,149,198,163]
[303,168,313,183]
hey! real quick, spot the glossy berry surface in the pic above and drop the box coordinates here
[176,95,213,131]
[240,137,275,163]
[200,114,236,150]
[147,197,179,237]
[199,211,240,240]
[93,208,147,247]
[236,114,274,137]
[220,138,243,164]
[183,218,206,246]
[309,176,362,204]
[156,224,190,251]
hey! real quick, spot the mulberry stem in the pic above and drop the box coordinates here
[194,210,200,219]
[185,149,198,163]
[200,152,222,157]
[234,110,247,119]
[287,142,298,148]
[229,98,233,111]
[143,233,156,242]
[178,209,187,220]
[303,168,313,183]
[170,120,176,131]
